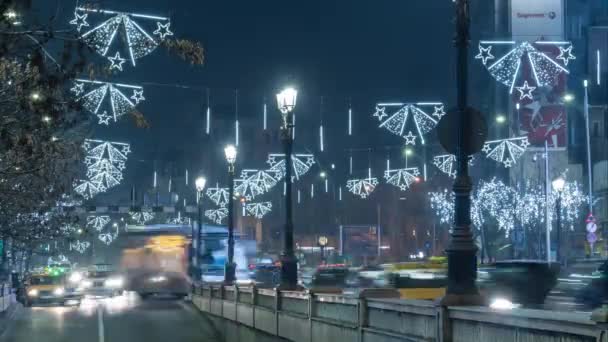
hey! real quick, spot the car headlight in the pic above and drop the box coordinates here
[105,277,124,288]
[80,280,92,288]
[489,298,519,310]
[149,276,167,283]
[27,289,39,297]
[53,288,65,296]
[69,272,83,283]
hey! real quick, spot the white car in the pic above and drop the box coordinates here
[83,265,125,297]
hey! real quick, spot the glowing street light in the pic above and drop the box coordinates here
[195,177,207,193]
[552,176,565,263]
[495,115,506,124]
[224,144,237,284]
[276,87,297,115]
[563,93,575,103]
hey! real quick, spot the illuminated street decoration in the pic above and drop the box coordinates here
[70,240,91,254]
[83,139,131,192]
[86,215,111,232]
[481,136,529,168]
[74,179,103,199]
[245,202,272,219]
[234,170,280,201]
[432,154,474,178]
[384,167,420,191]
[167,212,190,225]
[98,224,119,245]
[205,207,228,225]
[372,103,443,145]
[346,169,378,199]
[70,6,172,70]
[206,186,230,207]
[266,154,315,182]
[476,41,572,94]
[72,79,145,125]
[129,211,154,225]
[48,254,69,266]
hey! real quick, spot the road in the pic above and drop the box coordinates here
[0,293,221,342]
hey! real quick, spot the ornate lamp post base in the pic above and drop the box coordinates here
[277,253,301,291]
[224,262,237,285]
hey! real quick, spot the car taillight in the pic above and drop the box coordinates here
[248,264,255,270]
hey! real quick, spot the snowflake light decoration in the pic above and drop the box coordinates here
[481,136,529,168]
[432,154,474,178]
[206,186,230,207]
[384,167,420,191]
[98,224,119,245]
[476,40,572,94]
[372,103,443,145]
[70,7,172,70]
[130,211,154,225]
[70,240,91,254]
[83,139,131,192]
[205,208,228,225]
[346,169,379,199]
[266,154,315,182]
[87,215,111,232]
[245,202,272,219]
[72,79,145,125]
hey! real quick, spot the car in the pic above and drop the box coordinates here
[24,271,82,307]
[249,262,280,288]
[310,264,350,289]
[83,264,125,298]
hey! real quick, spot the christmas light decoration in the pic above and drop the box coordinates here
[266,153,315,182]
[346,169,378,199]
[129,211,154,225]
[384,167,420,191]
[245,202,272,219]
[71,7,172,69]
[98,224,119,245]
[48,255,69,266]
[83,139,131,192]
[205,207,228,225]
[166,212,190,225]
[476,41,572,93]
[86,215,110,232]
[515,81,536,100]
[481,136,529,168]
[234,170,280,201]
[206,186,230,207]
[72,79,145,125]
[432,154,474,178]
[70,240,91,254]
[372,103,443,145]
[74,179,103,199]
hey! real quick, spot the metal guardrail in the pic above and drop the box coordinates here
[191,284,608,342]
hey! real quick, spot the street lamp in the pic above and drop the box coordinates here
[277,86,299,290]
[193,176,206,280]
[552,176,565,263]
[224,145,237,284]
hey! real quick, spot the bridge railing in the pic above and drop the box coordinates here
[192,283,608,342]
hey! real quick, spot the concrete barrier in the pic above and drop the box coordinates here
[192,284,608,342]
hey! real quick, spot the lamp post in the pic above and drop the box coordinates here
[224,145,237,285]
[552,176,565,263]
[277,86,298,290]
[195,176,206,279]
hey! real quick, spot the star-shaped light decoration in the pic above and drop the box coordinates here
[205,208,228,225]
[475,45,494,65]
[404,131,417,145]
[516,81,536,100]
[346,176,379,199]
[86,215,111,232]
[266,153,315,182]
[69,12,89,32]
[108,52,127,71]
[384,167,420,191]
[70,240,91,254]
[432,105,446,120]
[556,45,576,66]
[129,211,155,225]
[245,202,272,219]
[372,103,442,145]
[153,22,173,39]
[70,82,84,96]
[206,186,230,207]
[433,154,474,178]
[130,90,145,104]
[97,111,112,125]
[481,136,529,168]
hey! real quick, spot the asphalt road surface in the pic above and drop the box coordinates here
[0,293,221,342]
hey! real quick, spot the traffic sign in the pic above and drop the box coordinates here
[437,107,487,155]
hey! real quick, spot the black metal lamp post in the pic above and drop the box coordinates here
[194,176,206,280]
[442,0,484,305]
[552,176,565,263]
[277,87,299,290]
[224,145,237,285]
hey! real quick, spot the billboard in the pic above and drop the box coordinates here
[511,0,567,149]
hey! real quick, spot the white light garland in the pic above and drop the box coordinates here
[86,215,111,232]
[384,167,420,191]
[70,240,91,254]
[481,136,529,168]
[129,211,154,225]
[206,186,230,207]
[266,153,315,182]
[73,79,145,125]
[82,139,131,193]
[432,154,474,178]
[245,202,272,219]
[372,103,443,145]
[346,169,378,199]
[205,207,228,225]
[71,7,172,70]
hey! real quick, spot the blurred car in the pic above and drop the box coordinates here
[310,264,350,289]
[249,260,280,288]
[573,259,608,308]
[83,264,125,298]
[24,269,83,306]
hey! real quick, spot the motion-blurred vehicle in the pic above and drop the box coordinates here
[573,259,608,308]
[24,267,83,306]
[82,264,124,297]
[121,234,189,299]
[248,259,280,288]
[310,264,350,289]
[387,258,448,300]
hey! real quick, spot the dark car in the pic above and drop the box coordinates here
[310,264,350,288]
[249,260,280,288]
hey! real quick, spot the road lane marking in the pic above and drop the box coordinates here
[97,304,105,342]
